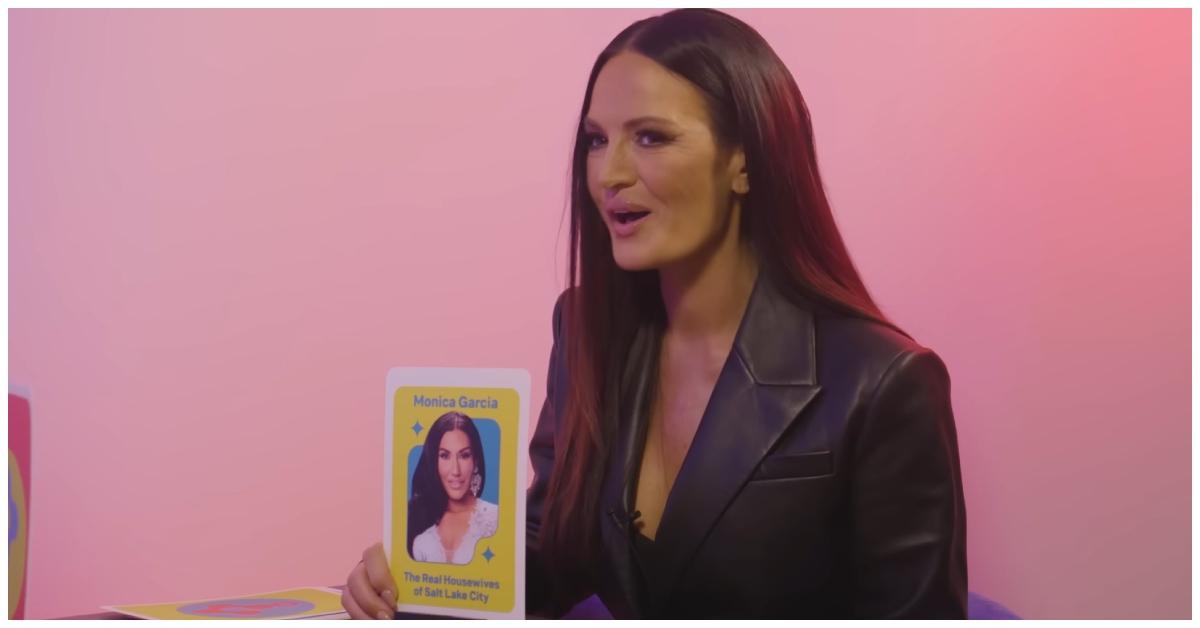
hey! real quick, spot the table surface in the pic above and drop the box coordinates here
[55,586,456,620]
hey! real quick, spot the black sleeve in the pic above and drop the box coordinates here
[525,290,582,617]
[849,348,969,619]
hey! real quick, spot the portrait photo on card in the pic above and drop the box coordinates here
[405,411,500,565]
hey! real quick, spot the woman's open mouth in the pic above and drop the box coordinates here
[615,210,650,224]
[610,210,651,237]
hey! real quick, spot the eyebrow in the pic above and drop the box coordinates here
[583,116,676,131]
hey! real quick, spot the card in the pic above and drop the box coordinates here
[9,387,32,620]
[385,367,530,620]
[101,587,346,620]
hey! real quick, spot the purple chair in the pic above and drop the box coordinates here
[967,591,1021,619]
[562,592,1021,619]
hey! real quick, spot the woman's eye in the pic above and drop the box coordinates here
[585,132,606,150]
[460,451,472,460]
[637,130,670,146]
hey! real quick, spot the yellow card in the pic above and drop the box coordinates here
[385,367,530,620]
[101,587,345,620]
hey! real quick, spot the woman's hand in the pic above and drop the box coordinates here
[342,542,398,620]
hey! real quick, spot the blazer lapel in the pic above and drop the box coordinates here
[598,315,662,616]
[651,272,823,593]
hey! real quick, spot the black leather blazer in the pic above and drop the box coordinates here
[526,271,968,618]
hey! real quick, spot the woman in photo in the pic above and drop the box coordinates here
[346,8,965,618]
[407,411,498,566]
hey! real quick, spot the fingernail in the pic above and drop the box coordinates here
[382,590,394,602]
[377,610,390,620]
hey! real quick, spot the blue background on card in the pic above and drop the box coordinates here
[407,417,500,505]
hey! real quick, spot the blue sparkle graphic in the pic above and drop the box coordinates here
[483,547,495,562]
[411,421,423,436]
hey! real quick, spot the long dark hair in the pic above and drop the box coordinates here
[540,8,898,591]
[407,411,487,557]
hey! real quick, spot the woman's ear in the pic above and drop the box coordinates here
[728,147,749,195]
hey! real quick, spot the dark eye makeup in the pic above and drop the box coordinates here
[584,129,672,150]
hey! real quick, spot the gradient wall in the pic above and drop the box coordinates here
[9,8,1190,619]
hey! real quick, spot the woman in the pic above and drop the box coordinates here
[407,411,498,566]
[344,8,966,619]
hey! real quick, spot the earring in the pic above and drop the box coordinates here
[470,472,482,497]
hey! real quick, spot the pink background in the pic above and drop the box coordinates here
[9,8,1190,619]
